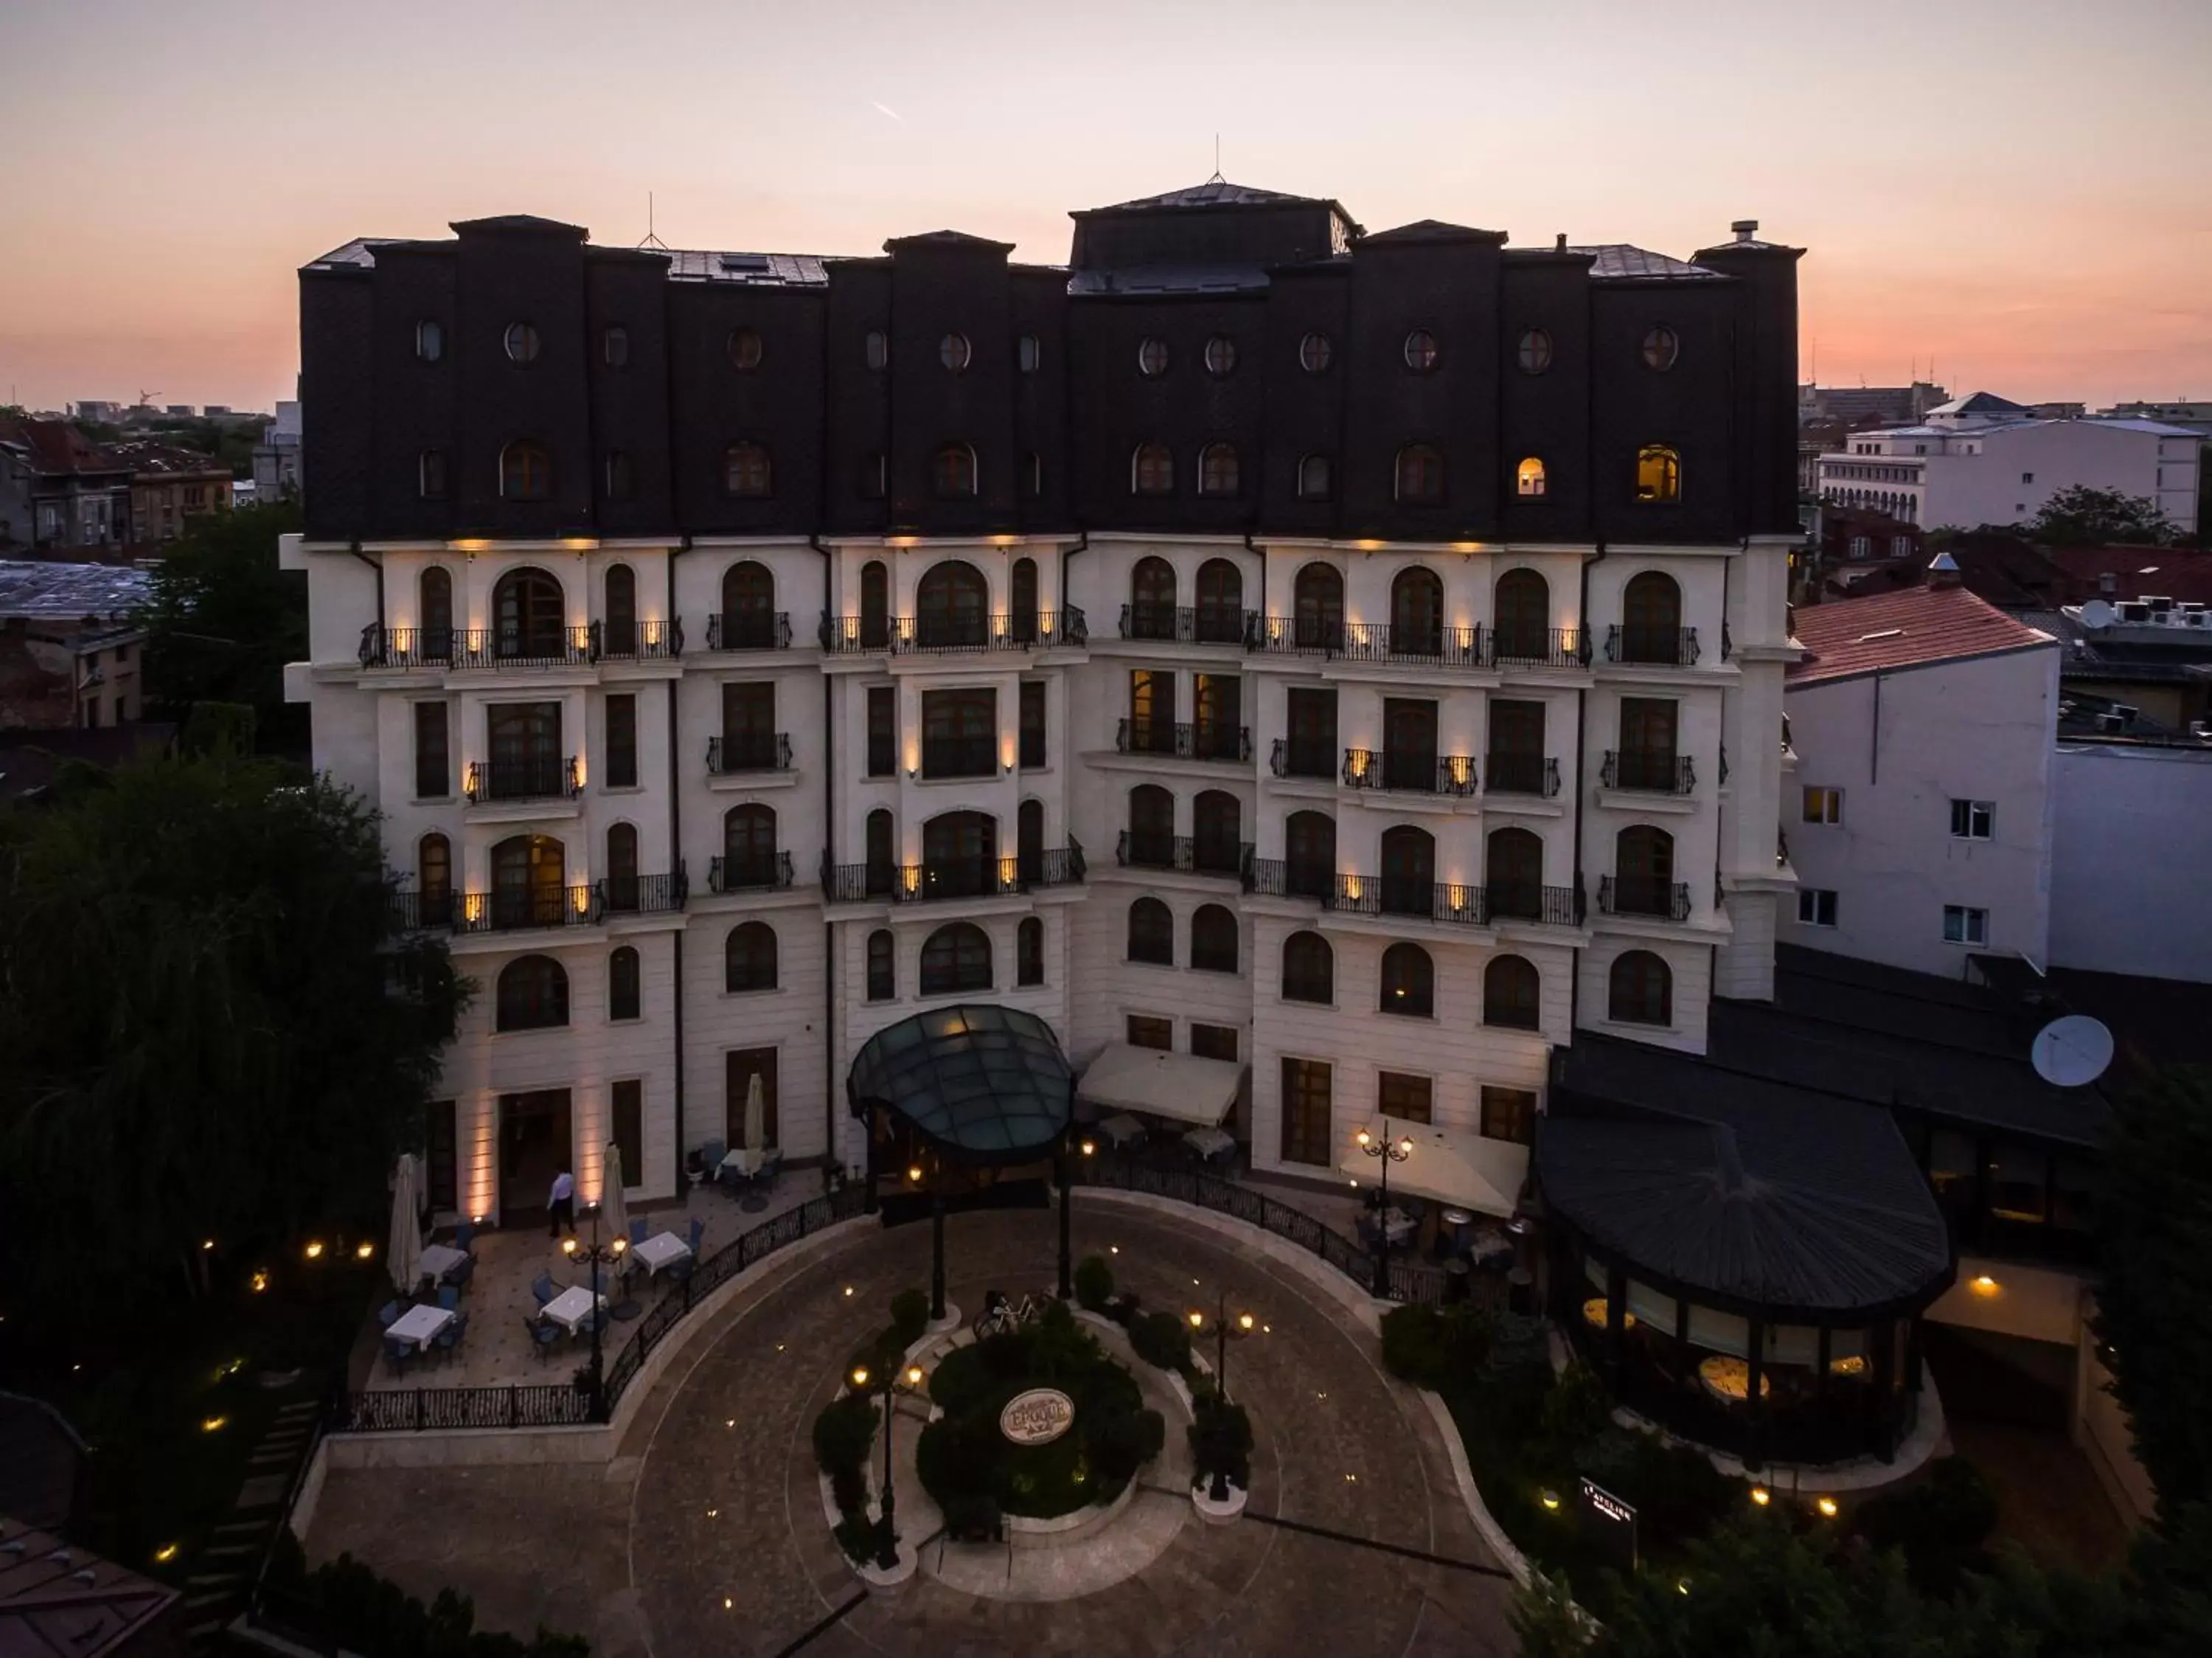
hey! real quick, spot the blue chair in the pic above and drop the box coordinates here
[629,1217,649,1247]
[437,1283,460,1311]
[377,1300,401,1330]
[453,1219,476,1254]
[448,1254,476,1288]
[688,1215,706,1255]
[433,1311,468,1362]
[699,1140,727,1183]
[523,1313,561,1362]
[382,1334,412,1370]
[531,1272,556,1306]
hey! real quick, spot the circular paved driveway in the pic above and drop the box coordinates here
[626,1202,1516,1657]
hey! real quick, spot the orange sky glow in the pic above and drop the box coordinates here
[3,0,2207,414]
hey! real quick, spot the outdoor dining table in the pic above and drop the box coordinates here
[540,1285,607,1336]
[720,1146,776,1178]
[1183,1126,1236,1163]
[631,1231,693,1280]
[386,1303,454,1354]
[417,1243,468,1286]
[1097,1113,1146,1148]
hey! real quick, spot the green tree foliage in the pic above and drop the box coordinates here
[136,500,307,754]
[1073,1252,1115,1311]
[2026,484,2175,547]
[263,1533,589,1657]
[0,749,462,1322]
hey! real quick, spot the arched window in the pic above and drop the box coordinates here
[724,442,772,499]
[604,563,637,656]
[1390,566,1444,658]
[920,923,992,996]
[1492,569,1551,664]
[419,566,453,663]
[1285,809,1335,900]
[931,443,978,499]
[1130,555,1177,639]
[859,560,889,650]
[859,451,886,500]
[1297,454,1332,502]
[1017,798,1044,886]
[1198,443,1239,497]
[1192,789,1240,876]
[609,946,641,1021]
[1380,825,1436,918]
[939,333,971,373]
[1127,897,1174,965]
[1281,931,1333,1004]
[1293,562,1343,652]
[1635,444,1680,504]
[1395,444,1444,504]
[1298,332,1332,374]
[417,832,452,928]
[602,327,630,368]
[1516,457,1548,498]
[727,327,764,371]
[1203,335,1237,377]
[1485,827,1545,921]
[1614,825,1676,918]
[1126,783,1175,868]
[495,954,568,1031]
[493,566,566,659]
[1137,337,1170,378]
[865,808,895,896]
[864,329,888,372]
[866,929,894,1001]
[1010,557,1038,645]
[1193,558,1242,643]
[916,560,987,648]
[720,560,776,649]
[1641,325,1680,372]
[1609,950,1672,1025]
[1483,955,1541,1030]
[1517,329,1554,375]
[490,832,565,929]
[1380,943,1434,1017]
[603,822,639,912]
[1191,904,1239,974]
[1020,452,1043,499]
[500,441,551,501]
[418,450,448,500]
[1402,330,1440,372]
[1621,571,1683,661]
[1132,443,1175,496]
[726,920,778,992]
[721,803,778,889]
[922,810,997,898]
[1018,917,1044,986]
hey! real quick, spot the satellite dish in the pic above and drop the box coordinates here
[2078,599,2115,629]
[2032,1016,2113,1089]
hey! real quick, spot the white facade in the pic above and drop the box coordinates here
[282,529,1795,1222]
[2048,741,2212,982]
[1818,403,2201,535]
[1784,638,2060,975]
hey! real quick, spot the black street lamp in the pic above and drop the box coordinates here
[850,1361,925,1570]
[563,1204,627,1420]
[1355,1124,1413,1300]
[1189,1290,1256,1404]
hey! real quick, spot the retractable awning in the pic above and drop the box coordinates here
[1076,1043,1242,1128]
[1338,1118,1528,1218]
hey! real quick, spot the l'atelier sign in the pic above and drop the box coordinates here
[999,1388,1077,1446]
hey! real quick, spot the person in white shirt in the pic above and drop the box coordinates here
[548,1168,577,1238]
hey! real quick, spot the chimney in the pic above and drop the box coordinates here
[1927,550,1963,590]
[2098,571,2117,595]
[1554,233,1567,252]
[1731,218,1759,243]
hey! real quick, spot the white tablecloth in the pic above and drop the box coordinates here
[1380,1207,1417,1244]
[1183,1127,1236,1159]
[720,1147,777,1177]
[632,1232,692,1277]
[540,1286,605,1334]
[1099,1113,1146,1147]
[387,1303,454,1352]
[418,1244,468,1283]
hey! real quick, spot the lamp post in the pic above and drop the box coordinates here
[1189,1291,1256,1404]
[1355,1124,1413,1300]
[562,1205,627,1420]
[851,1362,925,1571]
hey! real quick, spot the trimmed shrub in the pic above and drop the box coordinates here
[1381,1302,1498,1390]
[813,1390,878,1480]
[1574,1427,1737,1547]
[1105,1290,1142,1328]
[1539,1359,1613,1450]
[829,1463,866,1516]
[1074,1253,1115,1312]
[1093,1404,1167,1486]
[1189,1393,1253,1491]
[832,1513,878,1564]
[889,1287,931,1348]
[1852,1455,1998,1594]
[1130,1310,1194,1373]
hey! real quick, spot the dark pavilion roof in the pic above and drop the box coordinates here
[846,1005,1071,1162]
[1076,179,1328,214]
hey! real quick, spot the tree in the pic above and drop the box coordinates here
[136,500,308,755]
[2025,485,2174,548]
[0,747,464,1325]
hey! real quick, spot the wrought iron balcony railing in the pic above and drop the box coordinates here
[1240,861,1582,926]
[452,627,596,670]
[461,884,600,934]
[1115,719,1251,763]
[1269,736,1338,781]
[1115,833,1251,878]
[464,755,580,804]
[1341,749,1478,795]
[1601,750,1696,794]
[1603,625,1702,667]
[706,732,793,774]
[1338,620,1485,669]
[596,618,682,659]
[920,735,999,780]
[820,842,1086,905]
[595,870,688,915]
[818,609,1087,653]
[1599,875,1692,921]
[706,611,790,651]
[1484,627,1589,670]
[1484,753,1562,797]
[708,851,796,894]
[1482,881,1586,926]
[1118,603,1258,645]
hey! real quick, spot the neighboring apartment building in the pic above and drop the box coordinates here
[2048,737,2212,982]
[0,560,152,729]
[1784,580,2060,974]
[283,189,1802,1223]
[1799,381,1947,428]
[253,398,302,503]
[1816,392,2202,535]
[0,420,133,552]
[2099,399,2212,436]
[111,440,234,542]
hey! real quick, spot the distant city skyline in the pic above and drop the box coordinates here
[4,0,2208,414]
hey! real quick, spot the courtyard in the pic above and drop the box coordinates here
[306,1201,1519,1657]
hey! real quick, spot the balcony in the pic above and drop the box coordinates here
[706,732,793,774]
[1118,603,1256,646]
[1485,628,1589,670]
[1247,618,1488,670]
[597,618,682,660]
[1485,753,1562,797]
[453,628,596,670]
[820,843,1087,904]
[464,885,600,934]
[595,870,689,916]
[1269,737,1338,781]
[1241,862,1582,927]
[464,756,580,804]
[1603,625,1701,667]
[706,611,791,651]
[1599,875,1691,921]
[1114,720,1251,763]
[1115,832,1251,878]
[358,623,640,670]
[818,609,1086,654]
[1341,750,1478,796]
[708,851,796,894]
[1601,751,1696,794]
[920,735,999,780]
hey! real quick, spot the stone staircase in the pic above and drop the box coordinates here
[181,1395,324,1651]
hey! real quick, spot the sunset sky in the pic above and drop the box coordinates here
[4,0,2207,414]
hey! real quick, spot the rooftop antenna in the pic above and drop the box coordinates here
[1208,133,1223,184]
[637,191,669,252]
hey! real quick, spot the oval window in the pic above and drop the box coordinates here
[728,327,764,371]
[1403,329,1439,372]
[1641,325,1680,372]
[940,333,972,372]
[503,322,540,364]
[1517,328,1553,375]
[1203,335,1237,377]
[1137,337,1170,378]
[1298,331,1332,374]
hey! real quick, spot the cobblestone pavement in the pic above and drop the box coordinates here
[311,1199,1518,1658]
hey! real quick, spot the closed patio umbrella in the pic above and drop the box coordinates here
[743,1072,767,1159]
[386,1151,423,1297]
[600,1141,631,1246]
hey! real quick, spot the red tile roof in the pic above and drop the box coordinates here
[0,420,128,476]
[1787,584,2055,686]
[2043,545,2212,605]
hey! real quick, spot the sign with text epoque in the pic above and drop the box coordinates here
[999,1388,1077,1446]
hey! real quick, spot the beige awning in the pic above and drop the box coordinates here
[1076,1043,1243,1128]
[1337,1118,1528,1219]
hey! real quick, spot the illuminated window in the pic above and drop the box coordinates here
[728,327,763,371]
[1517,329,1552,374]
[1641,325,1680,371]
[1803,787,1843,825]
[503,322,539,364]
[1635,444,1681,504]
[1198,443,1239,497]
[724,442,772,498]
[1395,444,1444,504]
[1516,457,1548,498]
[1298,332,1332,374]
[1403,330,1440,372]
[1203,335,1237,377]
[499,442,550,501]
[1137,337,1170,378]
[1132,443,1175,496]
[939,333,971,372]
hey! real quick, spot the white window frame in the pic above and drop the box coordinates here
[1949,799,1994,840]
[1796,889,1838,928]
[1802,785,1842,825]
[1941,904,1989,946]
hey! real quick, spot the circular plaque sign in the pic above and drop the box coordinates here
[998,1387,1076,1446]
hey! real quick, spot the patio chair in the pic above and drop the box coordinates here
[382,1334,413,1370]
[531,1272,556,1306]
[523,1313,561,1362]
[433,1311,469,1362]
[377,1300,401,1330]
[699,1139,727,1183]
[448,1254,476,1288]
[688,1215,706,1255]
[453,1219,476,1254]
[629,1217,648,1247]
[437,1283,461,1311]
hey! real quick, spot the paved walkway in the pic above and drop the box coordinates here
[308,1201,1517,1657]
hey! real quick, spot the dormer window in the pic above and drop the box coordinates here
[1516,329,1552,375]
[1137,338,1170,378]
[1641,325,1680,371]
[864,329,888,372]
[1203,336,1237,377]
[416,320,444,363]
[1298,332,1332,374]
[602,327,630,368]
[1018,333,1041,374]
[939,333,972,373]
[727,328,764,372]
[503,322,540,364]
[931,443,978,499]
[1403,330,1439,372]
